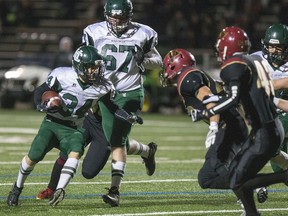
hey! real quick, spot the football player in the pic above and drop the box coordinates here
[161,48,249,190]
[193,26,288,216]
[81,0,162,207]
[251,24,288,203]
[35,110,157,200]
[6,45,142,207]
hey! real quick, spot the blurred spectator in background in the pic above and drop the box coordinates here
[0,0,37,28]
[57,0,76,19]
[279,0,288,25]
[85,0,105,24]
[18,0,38,28]
[165,10,190,47]
[52,36,74,69]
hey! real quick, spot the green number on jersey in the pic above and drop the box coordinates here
[101,44,135,73]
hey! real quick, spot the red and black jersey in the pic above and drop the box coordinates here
[177,67,223,110]
[208,54,277,128]
[176,66,244,129]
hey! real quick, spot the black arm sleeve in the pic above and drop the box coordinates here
[207,81,240,117]
[34,82,51,106]
[99,91,131,122]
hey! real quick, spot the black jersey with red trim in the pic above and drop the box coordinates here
[207,54,277,128]
[176,66,242,127]
[176,67,223,110]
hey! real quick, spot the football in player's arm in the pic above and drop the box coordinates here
[6,45,141,207]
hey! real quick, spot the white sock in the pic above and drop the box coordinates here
[56,158,79,189]
[129,139,150,158]
[111,160,126,189]
[16,157,35,188]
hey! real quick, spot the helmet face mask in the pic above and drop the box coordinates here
[72,46,105,85]
[161,49,196,87]
[262,24,288,68]
[104,0,133,37]
[215,26,251,63]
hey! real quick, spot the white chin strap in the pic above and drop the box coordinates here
[223,46,227,61]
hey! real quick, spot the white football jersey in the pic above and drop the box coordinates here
[45,67,113,127]
[82,21,159,92]
[251,51,288,80]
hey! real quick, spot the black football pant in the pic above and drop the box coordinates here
[230,118,286,216]
[198,113,248,189]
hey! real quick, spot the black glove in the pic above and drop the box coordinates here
[36,101,59,113]
[132,44,145,73]
[190,109,207,122]
[127,114,143,125]
[37,103,48,113]
[132,44,144,65]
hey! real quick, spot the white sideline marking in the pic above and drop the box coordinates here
[0,158,206,165]
[0,128,38,134]
[0,178,198,186]
[89,208,288,216]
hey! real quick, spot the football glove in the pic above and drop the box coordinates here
[127,114,143,125]
[202,94,220,105]
[190,109,207,122]
[132,44,145,73]
[36,101,59,113]
[205,122,218,148]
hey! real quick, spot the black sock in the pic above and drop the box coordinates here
[47,157,66,191]
[233,187,258,215]
[243,170,288,189]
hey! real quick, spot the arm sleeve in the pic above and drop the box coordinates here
[34,82,51,106]
[143,47,163,70]
[82,27,94,46]
[206,60,246,117]
[207,80,240,117]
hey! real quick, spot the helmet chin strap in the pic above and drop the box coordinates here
[78,76,87,84]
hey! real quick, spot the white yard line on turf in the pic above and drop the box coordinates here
[88,208,288,216]
[0,179,197,186]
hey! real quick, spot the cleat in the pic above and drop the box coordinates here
[49,188,65,207]
[256,187,268,203]
[102,186,120,207]
[7,182,23,206]
[142,142,157,176]
[36,188,54,200]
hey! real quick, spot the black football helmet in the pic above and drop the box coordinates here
[72,45,105,85]
[262,23,288,69]
[104,0,133,37]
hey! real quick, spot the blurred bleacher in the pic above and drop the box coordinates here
[0,0,283,72]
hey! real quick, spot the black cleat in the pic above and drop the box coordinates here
[7,182,23,206]
[142,142,157,176]
[102,186,120,207]
[49,188,65,207]
[257,187,268,203]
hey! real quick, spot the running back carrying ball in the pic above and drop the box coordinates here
[41,91,62,108]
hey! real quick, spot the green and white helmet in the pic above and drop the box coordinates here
[72,45,105,85]
[262,23,288,68]
[104,0,133,37]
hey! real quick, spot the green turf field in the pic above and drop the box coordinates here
[0,109,287,216]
